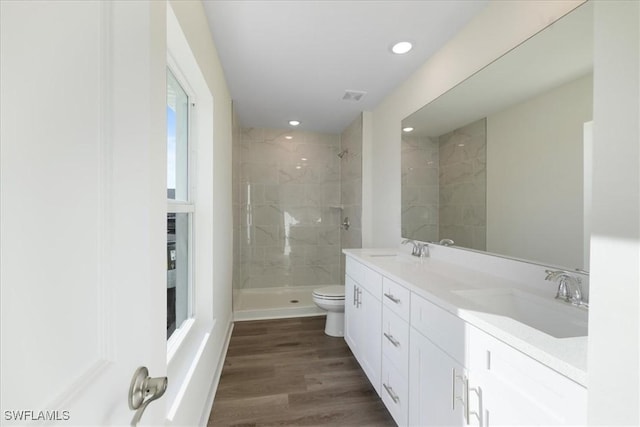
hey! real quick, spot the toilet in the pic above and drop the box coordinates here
[312,285,345,337]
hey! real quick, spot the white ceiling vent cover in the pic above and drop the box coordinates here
[342,90,367,102]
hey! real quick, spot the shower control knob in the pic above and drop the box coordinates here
[341,217,350,230]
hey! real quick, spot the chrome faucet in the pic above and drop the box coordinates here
[439,238,455,246]
[402,239,429,258]
[544,270,588,308]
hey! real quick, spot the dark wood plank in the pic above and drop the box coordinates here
[208,316,395,426]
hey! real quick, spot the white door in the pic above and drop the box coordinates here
[1,1,167,425]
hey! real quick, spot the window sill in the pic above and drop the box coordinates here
[167,317,195,364]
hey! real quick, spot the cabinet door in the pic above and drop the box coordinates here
[360,287,382,394]
[409,329,467,427]
[344,275,360,354]
[468,327,587,426]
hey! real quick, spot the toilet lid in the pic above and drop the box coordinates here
[313,285,345,299]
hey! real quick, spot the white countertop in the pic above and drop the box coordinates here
[343,248,588,387]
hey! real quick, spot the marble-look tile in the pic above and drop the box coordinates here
[240,162,279,185]
[292,265,340,286]
[245,265,292,288]
[264,245,305,267]
[472,226,487,251]
[283,226,318,246]
[323,183,341,206]
[463,205,486,226]
[402,166,438,187]
[254,225,281,246]
[340,230,362,250]
[264,184,304,205]
[402,186,420,206]
[440,182,486,205]
[340,179,361,205]
[420,185,439,205]
[278,164,321,184]
[305,132,339,146]
[440,161,474,186]
[235,125,360,290]
[305,245,340,266]
[402,204,438,226]
[403,223,438,243]
[252,205,285,226]
[440,205,462,226]
[241,127,265,142]
[303,184,325,206]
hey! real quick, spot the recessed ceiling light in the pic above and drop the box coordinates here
[285,135,293,140]
[288,120,300,126]
[392,41,413,55]
[301,157,308,161]
[403,127,414,132]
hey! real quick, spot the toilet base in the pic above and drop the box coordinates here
[324,311,344,337]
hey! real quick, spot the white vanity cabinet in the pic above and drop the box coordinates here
[345,259,382,395]
[409,292,588,427]
[343,253,587,427]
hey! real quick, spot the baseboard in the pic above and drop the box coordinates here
[198,318,234,426]
[233,306,325,322]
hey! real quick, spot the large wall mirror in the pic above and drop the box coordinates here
[401,2,593,271]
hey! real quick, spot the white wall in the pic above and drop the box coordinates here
[167,1,234,425]
[366,0,585,248]
[588,1,640,424]
[486,74,592,270]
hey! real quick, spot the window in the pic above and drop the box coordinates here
[166,68,194,340]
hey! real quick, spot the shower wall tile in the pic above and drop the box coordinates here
[236,127,341,290]
[340,115,363,285]
[401,134,439,242]
[438,118,487,251]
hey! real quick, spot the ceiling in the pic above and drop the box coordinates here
[202,1,488,134]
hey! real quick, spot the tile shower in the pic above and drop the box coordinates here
[232,116,362,319]
[402,118,486,250]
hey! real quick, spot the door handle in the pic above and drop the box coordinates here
[128,366,168,426]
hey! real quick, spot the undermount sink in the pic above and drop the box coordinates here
[453,288,588,339]
[366,253,416,263]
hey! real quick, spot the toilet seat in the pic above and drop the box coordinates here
[312,285,345,300]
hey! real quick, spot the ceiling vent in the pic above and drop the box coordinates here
[342,90,367,102]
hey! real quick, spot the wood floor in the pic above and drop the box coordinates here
[207,316,395,426]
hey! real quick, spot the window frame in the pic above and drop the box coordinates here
[166,58,197,351]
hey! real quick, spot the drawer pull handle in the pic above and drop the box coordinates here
[383,332,400,347]
[383,383,400,404]
[384,292,400,304]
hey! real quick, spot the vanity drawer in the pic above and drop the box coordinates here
[381,355,409,427]
[382,277,410,321]
[410,292,468,366]
[345,257,365,285]
[345,258,382,300]
[382,306,409,376]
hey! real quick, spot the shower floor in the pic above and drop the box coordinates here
[234,286,326,321]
